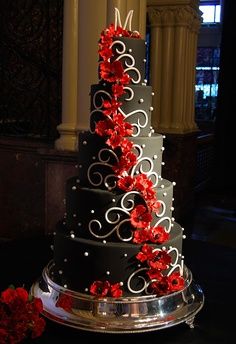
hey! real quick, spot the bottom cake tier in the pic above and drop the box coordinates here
[51,222,184,297]
[31,263,204,333]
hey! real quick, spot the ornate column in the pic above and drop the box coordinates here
[107,0,147,38]
[147,0,202,222]
[55,0,79,151]
[55,0,106,151]
[147,0,201,133]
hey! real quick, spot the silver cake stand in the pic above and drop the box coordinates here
[31,261,204,333]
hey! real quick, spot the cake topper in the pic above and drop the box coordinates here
[114,7,134,31]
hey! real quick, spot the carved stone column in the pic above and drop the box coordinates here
[55,0,79,151]
[147,0,201,133]
[55,0,106,151]
[147,1,202,222]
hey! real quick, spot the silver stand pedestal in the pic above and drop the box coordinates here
[31,261,204,333]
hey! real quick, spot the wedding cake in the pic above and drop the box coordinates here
[50,9,185,299]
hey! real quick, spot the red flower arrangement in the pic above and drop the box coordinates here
[0,286,45,344]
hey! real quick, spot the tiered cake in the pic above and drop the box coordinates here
[50,10,185,299]
[32,9,204,332]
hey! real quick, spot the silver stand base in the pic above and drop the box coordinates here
[31,261,204,333]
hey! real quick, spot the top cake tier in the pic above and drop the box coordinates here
[99,36,147,85]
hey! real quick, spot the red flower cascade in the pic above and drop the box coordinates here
[89,23,184,297]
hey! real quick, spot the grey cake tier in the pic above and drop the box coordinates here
[90,84,153,136]
[64,179,174,241]
[77,132,163,190]
[51,221,183,296]
[102,36,147,85]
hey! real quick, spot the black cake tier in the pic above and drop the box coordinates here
[103,36,147,85]
[64,178,174,240]
[51,222,183,296]
[90,84,153,136]
[77,131,163,189]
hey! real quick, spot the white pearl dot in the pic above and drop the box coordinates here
[143,58,146,63]
[50,245,54,250]
[83,141,87,145]
[91,210,95,213]
[76,179,80,183]
[112,198,116,203]
[128,48,132,52]
[103,240,106,244]
[73,214,77,218]
[78,223,82,226]
[139,98,144,103]
[161,162,165,165]
[120,282,124,286]
[72,186,76,190]
[59,270,63,275]
[183,235,186,239]
[64,284,67,288]
[153,154,157,159]
[151,92,155,96]
[173,181,176,186]
[124,253,128,257]
[71,234,75,238]
[84,252,89,256]
[85,288,88,292]
[161,147,165,151]
[150,106,154,111]
[144,79,147,83]
[172,217,175,221]
[171,207,174,211]
[79,164,82,168]
[161,184,164,189]
[64,258,67,262]
[163,192,167,197]
[182,227,185,231]
[106,271,110,275]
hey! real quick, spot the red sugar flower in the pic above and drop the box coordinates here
[100,60,124,82]
[130,205,152,229]
[89,281,123,298]
[102,98,122,116]
[148,250,172,271]
[110,283,123,298]
[118,175,136,191]
[90,280,110,296]
[136,243,156,262]
[168,272,185,292]
[148,276,170,296]
[148,226,170,244]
